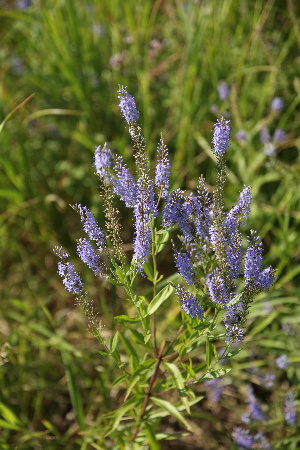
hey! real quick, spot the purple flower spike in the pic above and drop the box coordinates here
[57,261,84,295]
[225,324,244,344]
[174,248,195,285]
[244,232,264,282]
[244,231,275,290]
[163,189,193,240]
[118,86,139,123]
[176,285,203,319]
[232,427,254,449]
[73,204,105,251]
[212,117,231,156]
[133,175,156,266]
[285,391,297,427]
[206,271,229,306]
[94,144,112,183]
[155,137,171,199]
[225,186,252,234]
[271,97,284,112]
[246,384,266,422]
[112,155,137,207]
[76,237,105,276]
[217,81,230,101]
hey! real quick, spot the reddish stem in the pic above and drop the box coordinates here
[132,340,166,440]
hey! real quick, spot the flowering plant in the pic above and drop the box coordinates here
[55,86,275,446]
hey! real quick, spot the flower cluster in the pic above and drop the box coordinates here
[55,86,275,345]
[211,117,231,156]
[175,285,203,319]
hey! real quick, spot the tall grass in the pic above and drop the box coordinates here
[0,0,299,448]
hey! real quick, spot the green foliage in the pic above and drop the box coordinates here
[1,0,300,448]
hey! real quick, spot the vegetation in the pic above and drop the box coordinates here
[0,1,299,448]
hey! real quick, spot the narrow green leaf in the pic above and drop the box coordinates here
[96,351,110,357]
[118,331,139,366]
[129,328,150,349]
[111,331,119,353]
[144,331,151,344]
[115,267,125,284]
[144,422,160,449]
[163,361,190,413]
[104,396,141,436]
[247,311,279,337]
[0,419,22,431]
[181,362,196,379]
[155,229,170,254]
[0,188,23,201]
[155,431,190,440]
[163,362,185,391]
[0,402,22,425]
[226,292,244,308]
[124,374,140,402]
[206,337,212,367]
[60,350,85,429]
[114,315,140,323]
[151,397,192,431]
[111,374,127,387]
[143,260,154,281]
[201,369,231,381]
[41,420,61,438]
[224,349,242,359]
[193,321,210,331]
[146,284,174,316]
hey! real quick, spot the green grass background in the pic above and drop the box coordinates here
[0,0,300,448]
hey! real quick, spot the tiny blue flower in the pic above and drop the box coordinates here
[260,126,271,144]
[174,248,195,285]
[112,155,137,207]
[276,354,290,369]
[232,427,254,449]
[73,204,105,251]
[264,143,275,156]
[155,136,171,199]
[236,130,247,141]
[118,86,139,123]
[57,261,84,295]
[76,237,105,276]
[225,324,244,344]
[271,97,284,112]
[204,378,225,403]
[133,175,156,266]
[206,271,229,306]
[284,391,297,427]
[217,81,230,101]
[246,384,266,422]
[176,285,203,319]
[244,231,274,290]
[212,117,231,156]
[273,128,286,143]
[94,144,112,183]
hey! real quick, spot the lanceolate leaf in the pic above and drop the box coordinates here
[151,397,192,431]
[201,369,231,381]
[146,284,174,316]
[163,361,191,413]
